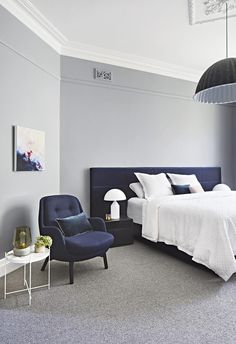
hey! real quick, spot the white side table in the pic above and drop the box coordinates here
[4,248,50,306]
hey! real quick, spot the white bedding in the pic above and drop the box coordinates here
[127,197,146,225]
[142,191,236,281]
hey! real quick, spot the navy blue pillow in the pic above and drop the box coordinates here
[56,212,93,237]
[171,184,190,195]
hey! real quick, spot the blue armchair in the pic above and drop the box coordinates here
[38,195,114,284]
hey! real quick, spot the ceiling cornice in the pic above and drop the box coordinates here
[61,42,200,82]
[1,0,201,82]
[1,0,67,51]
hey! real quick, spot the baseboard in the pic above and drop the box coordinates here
[0,258,23,278]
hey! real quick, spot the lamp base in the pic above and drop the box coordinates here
[111,201,120,220]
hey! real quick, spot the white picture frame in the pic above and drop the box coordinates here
[188,0,236,25]
[14,125,45,172]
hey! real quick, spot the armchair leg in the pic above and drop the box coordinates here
[103,254,108,269]
[41,257,49,271]
[69,262,74,284]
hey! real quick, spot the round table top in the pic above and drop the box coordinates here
[5,248,50,264]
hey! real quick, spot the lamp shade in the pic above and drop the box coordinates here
[193,58,236,104]
[104,189,126,201]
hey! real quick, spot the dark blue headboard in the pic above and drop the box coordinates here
[90,167,221,218]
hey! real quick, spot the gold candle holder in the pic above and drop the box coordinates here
[105,214,111,221]
[13,226,32,256]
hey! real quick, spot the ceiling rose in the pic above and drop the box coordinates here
[189,0,236,24]
[204,0,236,15]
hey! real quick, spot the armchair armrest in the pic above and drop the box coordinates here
[40,225,66,255]
[88,217,106,232]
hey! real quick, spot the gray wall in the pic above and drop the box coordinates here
[0,6,60,258]
[60,56,234,214]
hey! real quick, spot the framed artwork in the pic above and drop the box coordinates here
[189,0,236,25]
[14,126,45,171]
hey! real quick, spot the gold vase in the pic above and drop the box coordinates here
[13,226,31,256]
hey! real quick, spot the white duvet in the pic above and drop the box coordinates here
[142,191,236,281]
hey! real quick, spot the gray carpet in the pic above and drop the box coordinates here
[1,240,236,344]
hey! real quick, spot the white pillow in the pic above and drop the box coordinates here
[167,173,204,193]
[135,172,173,199]
[129,182,145,198]
[212,184,231,191]
[189,185,205,193]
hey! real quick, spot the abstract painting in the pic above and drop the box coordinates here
[189,0,236,24]
[14,126,45,171]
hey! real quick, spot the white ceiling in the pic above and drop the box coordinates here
[3,0,236,81]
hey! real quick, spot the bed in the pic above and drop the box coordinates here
[127,197,144,225]
[90,167,236,281]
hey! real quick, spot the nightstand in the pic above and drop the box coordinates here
[105,217,133,247]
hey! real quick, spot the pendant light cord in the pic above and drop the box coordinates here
[226,1,228,58]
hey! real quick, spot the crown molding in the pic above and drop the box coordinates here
[0,0,67,52]
[61,42,201,82]
[1,0,201,82]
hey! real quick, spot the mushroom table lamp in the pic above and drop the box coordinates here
[104,189,126,220]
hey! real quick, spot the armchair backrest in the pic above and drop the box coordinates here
[39,195,83,230]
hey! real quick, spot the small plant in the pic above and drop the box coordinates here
[35,235,52,249]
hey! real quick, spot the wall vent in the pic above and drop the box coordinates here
[94,68,112,81]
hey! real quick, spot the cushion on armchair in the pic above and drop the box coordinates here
[56,212,93,237]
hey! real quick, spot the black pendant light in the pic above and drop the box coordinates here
[194,2,236,104]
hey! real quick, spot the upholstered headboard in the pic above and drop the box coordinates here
[90,167,221,218]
